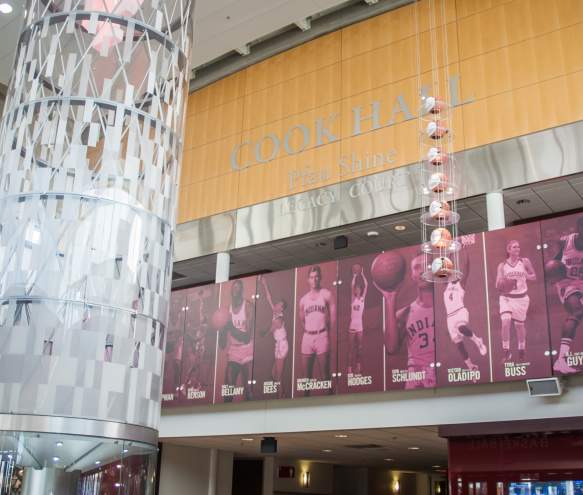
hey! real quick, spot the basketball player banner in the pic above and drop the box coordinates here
[161,214,583,408]
[252,270,295,400]
[337,254,384,394]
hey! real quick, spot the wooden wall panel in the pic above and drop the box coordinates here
[242,63,341,131]
[244,32,341,95]
[178,0,583,223]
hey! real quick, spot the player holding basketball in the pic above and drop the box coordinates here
[443,252,487,371]
[496,240,536,362]
[551,217,583,373]
[259,275,289,398]
[377,253,436,389]
[218,279,254,402]
[299,266,336,391]
[348,267,368,375]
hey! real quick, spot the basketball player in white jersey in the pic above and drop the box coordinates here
[378,253,435,389]
[552,217,583,373]
[218,279,254,402]
[348,269,368,375]
[443,253,487,371]
[495,240,536,362]
[259,275,289,398]
[299,266,336,390]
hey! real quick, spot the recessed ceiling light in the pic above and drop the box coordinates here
[366,231,379,237]
[115,482,122,487]
[394,225,407,231]
[55,441,63,447]
[95,460,101,465]
[123,449,129,453]
[116,464,122,469]
[432,465,441,468]
[52,456,60,462]
[516,198,531,205]
[334,434,348,438]
[241,438,254,442]
[384,458,394,462]
[322,449,333,453]
[408,446,420,451]
[0,3,13,14]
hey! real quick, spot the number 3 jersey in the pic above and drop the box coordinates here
[403,299,435,368]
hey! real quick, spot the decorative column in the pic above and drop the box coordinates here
[0,0,192,439]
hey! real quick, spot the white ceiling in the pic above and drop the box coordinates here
[0,0,353,85]
[167,426,448,470]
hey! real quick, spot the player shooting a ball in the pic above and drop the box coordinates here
[495,240,536,363]
[373,251,436,389]
[348,264,368,375]
[548,216,583,374]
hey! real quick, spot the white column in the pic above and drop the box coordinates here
[208,448,218,495]
[262,456,275,495]
[486,191,506,231]
[216,252,231,283]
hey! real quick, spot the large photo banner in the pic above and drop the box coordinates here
[434,234,491,386]
[178,284,220,405]
[252,270,295,400]
[484,223,551,381]
[294,261,338,397]
[379,245,436,391]
[161,291,186,406]
[213,276,257,403]
[541,212,583,375]
[337,254,384,394]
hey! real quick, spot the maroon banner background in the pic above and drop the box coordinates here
[252,270,295,400]
[484,223,551,382]
[161,291,186,406]
[178,284,219,406]
[434,234,491,387]
[541,212,583,375]
[382,245,436,391]
[294,261,338,397]
[214,276,257,403]
[337,253,384,394]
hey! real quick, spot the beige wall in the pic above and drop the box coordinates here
[179,0,583,223]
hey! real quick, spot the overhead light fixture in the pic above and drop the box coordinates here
[384,458,394,462]
[95,460,101,465]
[55,441,63,447]
[236,44,250,56]
[394,225,407,231]
[52,456,60,462]
[364,0,379,4]
[0,3,13,14]
[241,438,254,442]
[334,434,348,438]
[322,449,333,453]
[516,198,531,205]
[295,18,311,31]
[116,464,122,469]
[123,449,129,453]
[367,230,379,237]
[432,465,441,468]
[408,446,420,450]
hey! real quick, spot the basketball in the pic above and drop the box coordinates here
[428,172,448,193]
[211,308,230,330]
[497,277,517,294]
[427,147,448,166]
[429,200,451,221]
[544,259,567,281]
[431,256,453,278]
[352,263,363,275]
[371,252,406,291]
[430,227,452,248]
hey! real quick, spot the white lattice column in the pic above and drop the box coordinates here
[0,0,193,435]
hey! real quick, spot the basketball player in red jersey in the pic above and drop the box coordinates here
[377,253,435,389]
[495,240,536,363]
[299,266,336,389]
[218,279,254,401]
[552,217,583,373]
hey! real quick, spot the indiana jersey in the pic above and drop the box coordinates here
[301,290,328,331]
[502,259,528,295]
[561,233,583,280]
[404,300,434,367]
[444,282,465,315]
[349,296,365,331]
